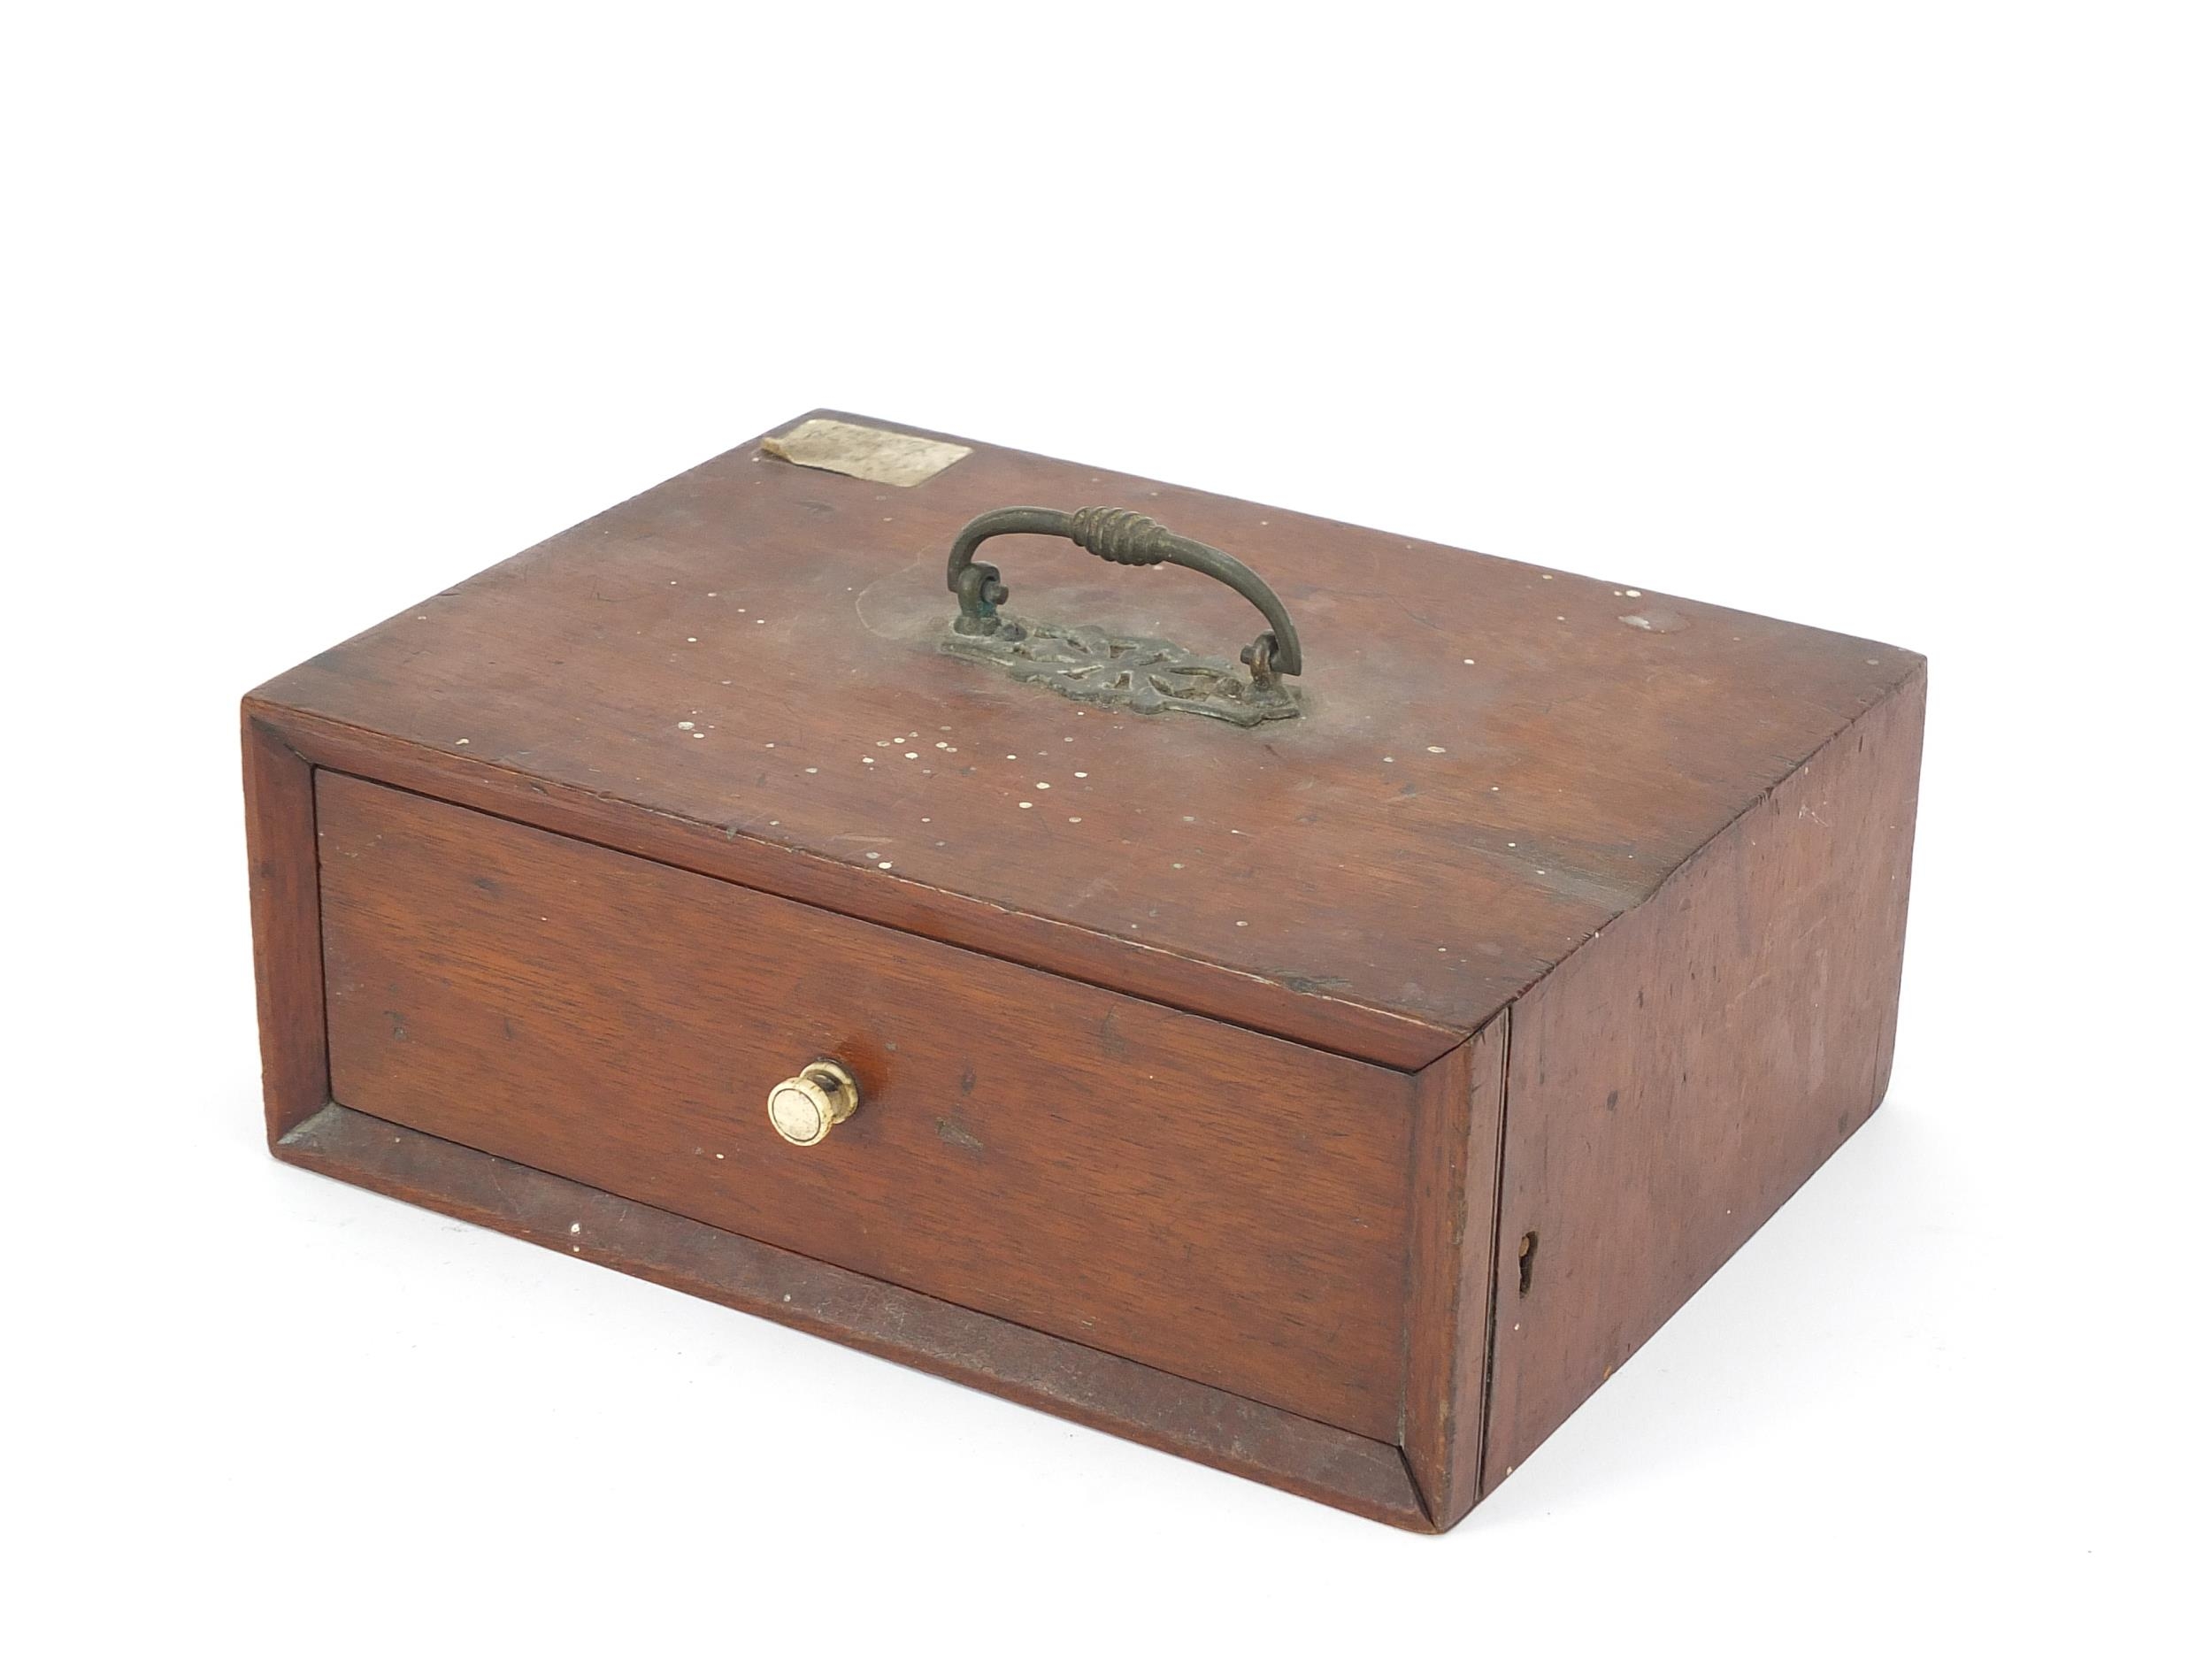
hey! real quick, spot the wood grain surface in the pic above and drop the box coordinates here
[242,415,1928,1529]
[316,771,1417,1441]
[241,711,326,1141]
[276,1102,1432,1531]
[252,410,1922,1067]
[1400,1017,1509,1528]
[1481,666,1927,1490]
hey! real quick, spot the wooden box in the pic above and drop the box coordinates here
[242,412,1924,1531]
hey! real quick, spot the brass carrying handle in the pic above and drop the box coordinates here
[946,507,1304,684]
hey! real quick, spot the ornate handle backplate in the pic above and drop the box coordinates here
[942,506,1304,726]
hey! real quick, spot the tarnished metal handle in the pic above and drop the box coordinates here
[946,506,1304,684]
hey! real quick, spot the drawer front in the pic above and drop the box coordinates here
[316,772,1415,1440]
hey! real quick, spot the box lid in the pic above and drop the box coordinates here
[254,411,1922,1070]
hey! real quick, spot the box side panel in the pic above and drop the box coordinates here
[1483,667,1926,1490]
[242,705,328,1140]
[1401,1017,1507,1529]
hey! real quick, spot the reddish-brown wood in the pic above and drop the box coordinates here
[1400,1018,1508,1527]
[275,1102,1432,1530]
[242,412,1926,1530]
[1481,667,1927,1491]
[317,771,1415,1441]
[251,701,1443,1068]
[251,409,1919,1070]
[241,711,326,1140]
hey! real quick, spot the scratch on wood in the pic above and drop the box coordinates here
[934,1116,986,1154]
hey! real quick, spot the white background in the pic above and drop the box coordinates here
[5,4,2206,1652]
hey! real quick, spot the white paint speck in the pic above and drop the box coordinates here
[569,1222,581,1234]
[1035,781,1050,789]
[1625,589,1642,598]
[1073,772,1087,779]
[1019,801,1033,809]
[454,737,470,745]
[905,751,918,759]
[1426,745,1446,754]
[687,636,697,642]
[861,757,875,764]
[1067,817,1081,824]
[804,766,818,773]
[678,721,695,730]
[1235,920,1248,927]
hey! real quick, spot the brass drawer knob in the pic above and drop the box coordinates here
[766,1060,860,1147]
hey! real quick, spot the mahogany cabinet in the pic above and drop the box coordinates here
[244,412,1924,1529]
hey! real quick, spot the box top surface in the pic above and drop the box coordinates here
[256,411,1922,1069]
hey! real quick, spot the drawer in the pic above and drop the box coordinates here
[315,772,1416,1440]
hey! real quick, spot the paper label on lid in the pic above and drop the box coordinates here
[760,418,971,488]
